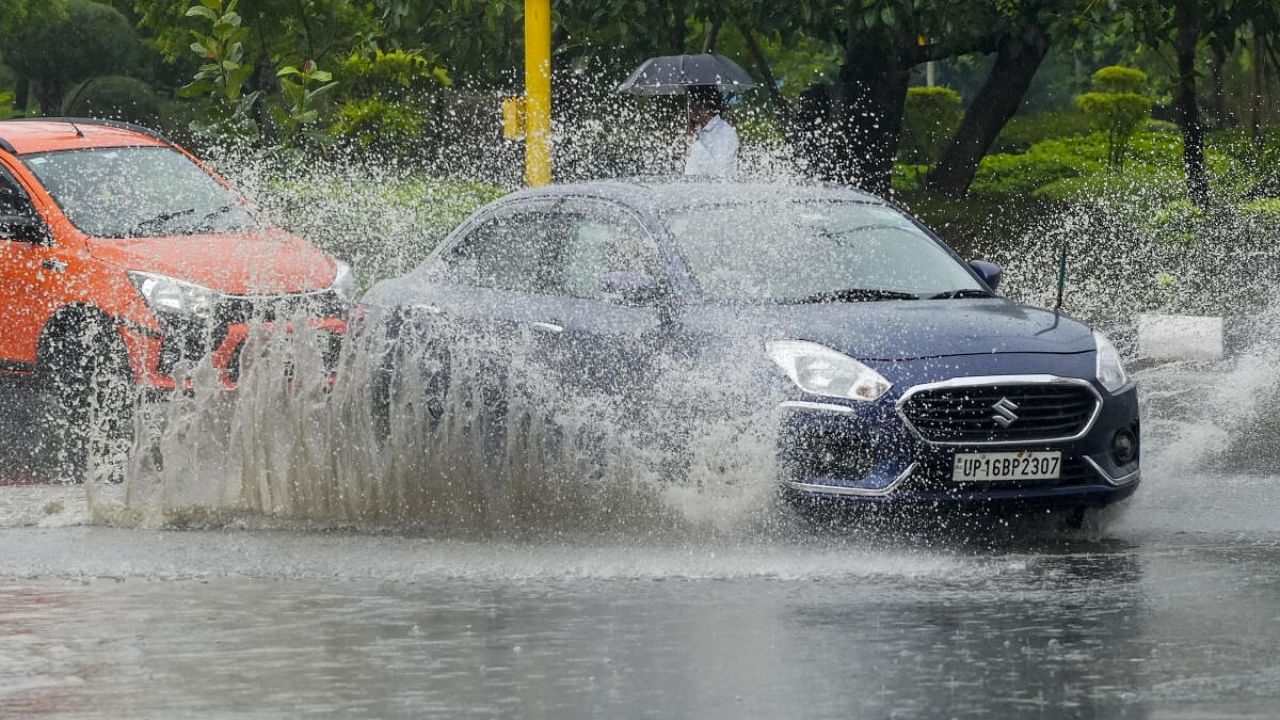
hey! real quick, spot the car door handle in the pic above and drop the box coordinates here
[41,259,67,272]
[529,321,564,335]
[411,303,444,316]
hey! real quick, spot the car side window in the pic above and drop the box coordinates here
[559,202,662,302]
[0,166,35,219]
[437,203,566,294]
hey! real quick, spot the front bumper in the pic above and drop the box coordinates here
[777,357,1140,511]
[120,317,347,391]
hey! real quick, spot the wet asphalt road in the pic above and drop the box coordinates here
[0,468,1278,720]
[1,358,1279,719]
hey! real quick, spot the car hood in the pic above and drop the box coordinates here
[682,298,1096,361]
[88,229,337,295]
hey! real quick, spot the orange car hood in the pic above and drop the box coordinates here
[88,229,337,295]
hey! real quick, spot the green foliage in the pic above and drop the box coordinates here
[1,0,139,115]
[327,48,450,156]
[179,0,259,138]
[275,60,338,142]
[1076,65,1152,169]
[1147,198,1207,245]
[1089,65,1147,94]
[63,76,162,126]
[338,49,450,100]
[900,86,963,165]
[0,1,66,47]
[970,140,1101,198]
[992,112,1093,154]
[0,91,15,121]
[1237,198,1280,225]
[329,97,423,153]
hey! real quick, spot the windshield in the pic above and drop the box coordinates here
[666,201,984,303]
[23,146,259,238]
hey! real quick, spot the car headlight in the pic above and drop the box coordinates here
[128,270,218,320]
[1094,331,1130,393]
[766,340,891,402]
[330,260,357,305]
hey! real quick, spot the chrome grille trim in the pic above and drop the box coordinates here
[785,463,917,497]
[896,374,1103,447]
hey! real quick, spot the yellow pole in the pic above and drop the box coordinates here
[524,0,552,186]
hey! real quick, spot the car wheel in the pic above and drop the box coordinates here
[1074,496,1134,535]
[373,337,452,447]
[36,315,136,484]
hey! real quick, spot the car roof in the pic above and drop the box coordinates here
[503,177,885,212]
[0,118,169,155]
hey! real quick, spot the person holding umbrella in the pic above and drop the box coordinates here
[683,85,739,177]
[617,53,756,177]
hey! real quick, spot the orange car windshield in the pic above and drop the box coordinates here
[23,146,259,238]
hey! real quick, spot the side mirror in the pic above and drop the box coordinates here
[601,270,663,305]
[0,214,50,244]
[969,260,1003,292]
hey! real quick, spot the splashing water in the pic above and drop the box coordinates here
[40,79,1280,540]
[91,311,789,538]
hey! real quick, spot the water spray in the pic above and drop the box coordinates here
[1054,241,1068,314]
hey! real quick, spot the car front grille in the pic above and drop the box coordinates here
[899,381,1099,444]
[216,290,346,324]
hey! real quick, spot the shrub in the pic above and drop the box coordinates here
[992,112,1093,154]
[330,97,425,153]
[0,0,138,115]
[1238,198,1280,226]
[900,86,962,165]
[970,138,1102,198]
[1077,66,1152,169]
[1091,65,1147,94]
[1146,198,1207,245]
[330,49,450,156]
[62,76,161,127]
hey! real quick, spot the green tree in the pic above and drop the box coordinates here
[900,86,963,165]
[2,0,139,115]
[1077,66,1152,169]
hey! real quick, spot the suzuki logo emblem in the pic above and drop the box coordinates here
[991,397,1020,427]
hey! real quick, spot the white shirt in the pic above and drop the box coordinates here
[684,115,739,177]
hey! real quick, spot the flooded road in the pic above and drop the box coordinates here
[2,350,1280,719]
[1,466,1279,719]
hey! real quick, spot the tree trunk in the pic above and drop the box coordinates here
[34,82,62,117]
[926,22,1050,198]
[825,30,909,194]
[1174,0,1210,207]
[14,76,29,115]
[667,2,686,52]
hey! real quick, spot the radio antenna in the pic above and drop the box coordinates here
[68,121,84,138]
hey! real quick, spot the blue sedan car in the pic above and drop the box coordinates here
[361,179,1139,522]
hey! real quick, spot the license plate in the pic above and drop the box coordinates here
[952,451,1062,482]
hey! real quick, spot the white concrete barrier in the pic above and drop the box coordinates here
[1137,313,1225,362]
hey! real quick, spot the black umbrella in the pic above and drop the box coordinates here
[617,53,758,95]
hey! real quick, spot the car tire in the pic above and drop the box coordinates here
[36,314,136,484]
[372,336,452,447]
[1075,496,1134,535]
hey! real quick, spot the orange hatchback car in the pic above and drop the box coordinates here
[0,118,351,479]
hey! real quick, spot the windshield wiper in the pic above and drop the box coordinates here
[190,204,239,231]
[127,208,195,237]
[925,288,995,300]
[791,288,921,304]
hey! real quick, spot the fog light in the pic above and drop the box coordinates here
[1112,429,1138,465]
